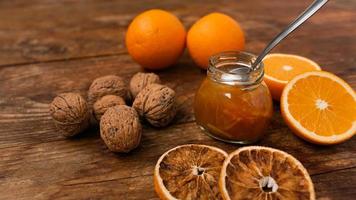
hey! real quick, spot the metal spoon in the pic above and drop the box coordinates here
[251,0,329,70]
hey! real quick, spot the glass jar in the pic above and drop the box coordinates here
[194,51,273,144]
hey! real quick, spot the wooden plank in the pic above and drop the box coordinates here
[1,0,356,199]
[0,96,355,199]
[0,53,354,102]
[0,54,203,102]
[1,96,354,175]
[0,0,355,67]
[0,55,200,127]
[0,0,215,66]
[313,168,356,199]
[0,49,355,199]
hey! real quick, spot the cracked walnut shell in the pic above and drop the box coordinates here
[129,72,161,98]
[133,83,176,127]
[100,105,142,153]
[49,93,90,137]
[88,75,130,105]
[93,95,126,121]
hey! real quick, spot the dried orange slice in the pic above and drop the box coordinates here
[219,146,315,200]
[154,144,228,200]
[281,71,356,145]
[263,53,321,100]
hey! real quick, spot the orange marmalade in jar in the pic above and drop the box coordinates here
[194,51,273,144]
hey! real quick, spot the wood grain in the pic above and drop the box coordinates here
[0,0,355,69]
[0,96,355,199]
[0,0,355,199]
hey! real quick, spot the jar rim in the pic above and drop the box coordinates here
[207,51,264,87]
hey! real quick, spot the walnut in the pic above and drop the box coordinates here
[88,75,130,105]
[93,95,126,121]
[49,93,90,137]
[132,83,176,127]
[100,105,142,153]
[129,72,161,98]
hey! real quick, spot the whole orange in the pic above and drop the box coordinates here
[187,13,245,69]
[125,9,186,70]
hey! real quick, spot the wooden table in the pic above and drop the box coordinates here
[0,0,355,199]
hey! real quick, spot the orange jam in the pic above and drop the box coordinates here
[194,51,273,144]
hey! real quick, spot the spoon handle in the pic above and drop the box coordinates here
[252,0,329,69]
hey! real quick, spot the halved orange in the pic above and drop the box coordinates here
[281,71,356,145]
[154,144,228,200]
[263,53,321,100]
[219,146,315,200]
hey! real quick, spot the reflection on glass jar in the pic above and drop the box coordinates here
[194,51,273,144]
